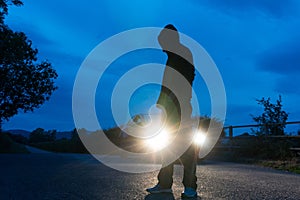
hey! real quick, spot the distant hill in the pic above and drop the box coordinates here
[6,129,31,138]
[6,129,73,140]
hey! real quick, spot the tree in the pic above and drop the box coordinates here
[252,95,288,136]
[0,0,58,129]
[0,0,23,24]
[71,128,80,141]
[46,129,57,141]
[29,128,56,143]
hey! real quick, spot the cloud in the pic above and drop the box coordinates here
[4,0,300,131]
[200,0,298,17]
[275,74,300,95]
[257,38,300,75]
[226,104,258,122]
[257,37,300,95]
[3,83,75,131]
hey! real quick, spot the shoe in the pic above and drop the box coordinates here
[146,184,172,194]
[181,187,197,198]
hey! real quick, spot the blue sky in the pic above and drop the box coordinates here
[3,0,300,134]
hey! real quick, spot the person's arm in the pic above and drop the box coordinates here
[157,63,173,105]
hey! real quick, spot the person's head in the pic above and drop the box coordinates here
[158,24,180,52]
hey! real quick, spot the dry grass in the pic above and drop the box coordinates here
[258,158,300,174]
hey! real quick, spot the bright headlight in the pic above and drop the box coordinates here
[145,129,170,150]
[193,130,207,146]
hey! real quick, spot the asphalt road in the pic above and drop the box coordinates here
[0,153,300,200]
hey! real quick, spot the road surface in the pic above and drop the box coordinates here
[0,153,299,199]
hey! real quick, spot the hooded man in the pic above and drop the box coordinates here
[146,24,198,198]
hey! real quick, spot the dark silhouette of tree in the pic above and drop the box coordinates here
[47,129,57,141]
[252,95,288,136]
[0,0,23,24]
[29,128,56,143]
[71,128,79,141]
[0,0,58,130]
[69,128,88,153]
[29,128,45,143]
[7,132,28,144]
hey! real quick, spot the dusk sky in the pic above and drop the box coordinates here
[3,0,300,134]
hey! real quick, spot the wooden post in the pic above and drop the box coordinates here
[229,126,233,139]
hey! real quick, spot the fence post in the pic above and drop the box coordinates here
[229,126,233,139]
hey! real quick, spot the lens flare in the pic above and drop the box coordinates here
[193,130,206,146]
[145,129,170,151]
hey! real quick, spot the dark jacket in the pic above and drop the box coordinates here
[157,44,195,110]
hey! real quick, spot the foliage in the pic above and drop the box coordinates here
[252,95,288,135]
[0,0,58,129]
[7,132,28,144]
[209,136,298,162]
[31,129,88,153]
[0,131,29,153]
[260,159,300,174]
[26,116,225,154]
[0,0,23,24]
[231,136,294,160]
[102,115,225,153]
[29,128,56,143]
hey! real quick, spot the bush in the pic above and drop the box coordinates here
[0,132,29,153]
[231,136,295,160]
[31,138,88,153]
[0,132,12,152]
[7,133,29,144]
[29,128,56,143]
[252,96,288,136]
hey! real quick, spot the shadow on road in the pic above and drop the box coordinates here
[145,193,201,200]
[145,193,175,200]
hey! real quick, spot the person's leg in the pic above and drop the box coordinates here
[151,96,179,190]
[181,145,198,190]
[157,162,174,189]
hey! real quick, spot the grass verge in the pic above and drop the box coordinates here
[258,158,300,174]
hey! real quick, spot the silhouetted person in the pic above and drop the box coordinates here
[146,24,198,198]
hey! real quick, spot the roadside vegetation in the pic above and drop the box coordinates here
[208,96,300,174]
[0,132,28,153]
